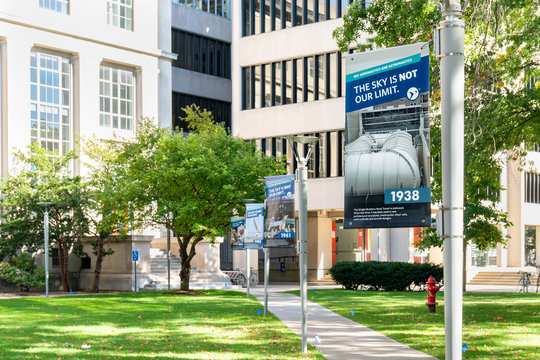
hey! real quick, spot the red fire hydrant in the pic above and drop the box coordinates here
[426,276,439,313]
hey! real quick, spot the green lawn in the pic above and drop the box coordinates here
[0,291,324,360]
[293,289,539,360]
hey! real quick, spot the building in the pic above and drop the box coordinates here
[0,0,175,290]
[230,0,540,283]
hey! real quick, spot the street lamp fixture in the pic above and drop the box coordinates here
[285,135,320,354]
[37,202,55,298]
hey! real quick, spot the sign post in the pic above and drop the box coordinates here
[132,250,139,292]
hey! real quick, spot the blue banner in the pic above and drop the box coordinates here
[264,175,296,248]
[245,203,264,249]
[230,216,245,250]
[346,55,429,113]
[344,43,432,229]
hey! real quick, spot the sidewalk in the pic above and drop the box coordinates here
[245,284,438,360]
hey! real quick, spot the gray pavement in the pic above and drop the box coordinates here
[244,284,438,360]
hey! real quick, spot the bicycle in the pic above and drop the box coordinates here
[516,271,531,293]
[224,269,257,287]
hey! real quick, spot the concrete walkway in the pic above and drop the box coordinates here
[244,284,438,360]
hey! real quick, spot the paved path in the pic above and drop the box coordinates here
[245,285,438,360]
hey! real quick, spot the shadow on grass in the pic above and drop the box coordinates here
[0,291,323,360]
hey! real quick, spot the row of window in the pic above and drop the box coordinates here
[172,92,231,132]
[242,51,344,110]
[253,130,345,178]
[39,0,133,31]
[242,0,363,37]
[525,172,540,204]
[172,29,231,79]
[172,0,231,19]
[30,50,135,155]
[39,0,69,13]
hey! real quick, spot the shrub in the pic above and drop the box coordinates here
[0,253,46,291]
[330,261,443,291]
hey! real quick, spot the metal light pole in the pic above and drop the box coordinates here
[438,0,465,359]
[285,135,319,354]
[167,228,171,290]
[38,202,55,298]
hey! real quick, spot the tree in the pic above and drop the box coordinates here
[0,143,89,292]
[335,0,539,253]
[123,107,284,290]
[0,253,46,291]
[81,137,131,293]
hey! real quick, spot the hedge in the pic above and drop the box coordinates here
[329,261,443,291]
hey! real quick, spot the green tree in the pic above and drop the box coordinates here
[335,0,540,252]
[124,107,284,290]
[0,144,89,292]
[81,137,131,293]
[0,253,46,291]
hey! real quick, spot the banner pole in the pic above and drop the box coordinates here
[264,247,270,315]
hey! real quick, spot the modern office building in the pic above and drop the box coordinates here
[230,0,540,283]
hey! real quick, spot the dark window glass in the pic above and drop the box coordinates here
[242,67,251,110]
[255,65,262,109]
[264,63,272,107]
[254,0,261,34]
[243,0,251,36]
[306,0,314,23]
[201,38,208,74]
[284,60,292,104]
[172,29,231,79]
[274,62,281,105]
[172,92,231,132]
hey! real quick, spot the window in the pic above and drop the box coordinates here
[253,130,346,177]
[525,172,540,204]
[524,226,537,267]
[99,66,135,131]
[241,51,346,109]
[39,0,69,13]
[107,0,133,30]
[30,51,71,155]
[172,0,230,18]
[172,92,231,132]
[171,29,231,79]
[242,1,353,36]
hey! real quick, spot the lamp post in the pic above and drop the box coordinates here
[438,1,465,358]
[37,202,55,298]
[285,135,319,354]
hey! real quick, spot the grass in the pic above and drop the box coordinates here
[290,289,539,360]
[0,290,324,360]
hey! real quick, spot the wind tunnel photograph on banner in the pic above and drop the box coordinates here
[344,43,432,229]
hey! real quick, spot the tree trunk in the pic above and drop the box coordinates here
[57,240,71,292]
[92,235,105,293]
[177,233,201,291]
[180,259,191,291]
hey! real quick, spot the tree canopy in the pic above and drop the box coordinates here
[335,0,540,250]
[0,143,89,291]
[123,106,285,290]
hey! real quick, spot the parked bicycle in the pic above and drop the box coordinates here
[516,270,531,293]
[224,268,257,287]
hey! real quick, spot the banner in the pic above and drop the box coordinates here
[264,175,296,248]
[230,216,245,250]
[344,43,432,228]
[244,203,264,249]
